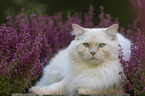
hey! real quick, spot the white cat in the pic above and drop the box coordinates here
[30,24,131,96]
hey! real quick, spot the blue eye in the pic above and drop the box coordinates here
[83,43,90,48]
[98,43,105,48]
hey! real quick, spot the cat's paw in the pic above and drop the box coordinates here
[29,86,44,96]
[78,87,96,94]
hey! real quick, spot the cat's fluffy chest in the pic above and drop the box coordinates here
[64,53,123,92]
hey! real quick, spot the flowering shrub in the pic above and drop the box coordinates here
[0,5,145,96]
[10,8,92,60]
[120,21,145,96]
[0,23,45,95]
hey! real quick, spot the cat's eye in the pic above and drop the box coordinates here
[83,43,90,48]
[98,43,105,48]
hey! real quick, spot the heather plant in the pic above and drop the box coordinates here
[0,23,45,95]
[120,21,145,96]
[97,6,119,28]
[12,6,96,61]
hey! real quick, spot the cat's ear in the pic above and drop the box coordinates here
[106,24,119,40]
[72,24,85,40]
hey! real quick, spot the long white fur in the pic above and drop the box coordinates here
[30,24,131,95]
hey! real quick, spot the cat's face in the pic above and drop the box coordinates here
[70,24,119,65]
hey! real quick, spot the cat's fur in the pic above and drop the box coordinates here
[30,24,131,96]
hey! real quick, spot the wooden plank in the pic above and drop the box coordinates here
[104,94,130,96]
[12,93,37,96]
[79,94,99,96]
[43,94,67,96]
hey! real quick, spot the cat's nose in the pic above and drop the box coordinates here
[90,51,96,55]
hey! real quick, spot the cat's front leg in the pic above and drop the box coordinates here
[78,87,97,94]
[30,81,67,95]
[30,86,45,96]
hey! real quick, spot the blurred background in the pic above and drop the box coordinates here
[0,0,136,27]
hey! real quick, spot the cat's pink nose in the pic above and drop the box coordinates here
[90,51,96,55]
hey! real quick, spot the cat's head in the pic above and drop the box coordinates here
[69,24,119,65]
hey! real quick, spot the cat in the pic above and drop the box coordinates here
[30,24,131,96]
